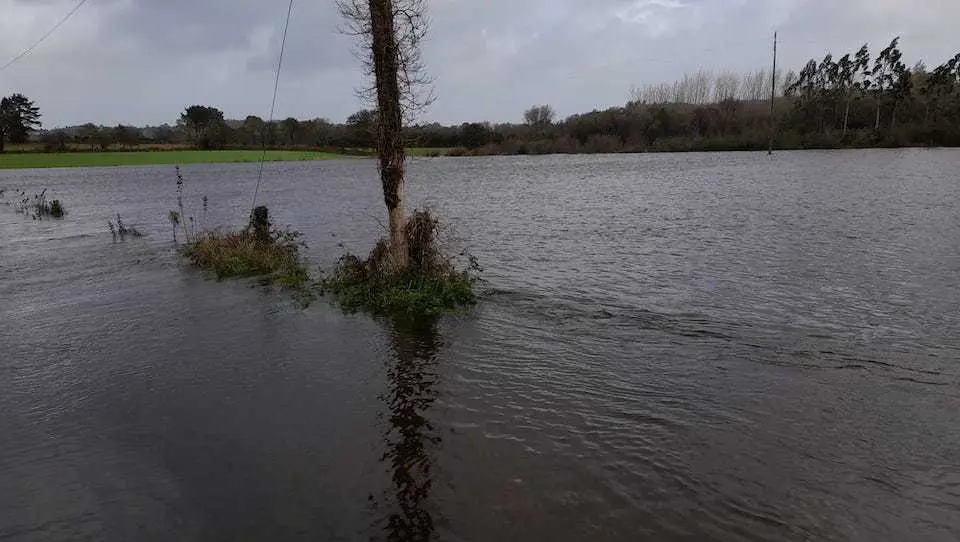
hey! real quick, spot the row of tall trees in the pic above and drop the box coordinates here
[784,38,960,138]
[12,38,960,155]
[631,69,795,105]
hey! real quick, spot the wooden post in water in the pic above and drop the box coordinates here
[768,31,778,156]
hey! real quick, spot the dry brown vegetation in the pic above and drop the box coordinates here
[184,228,309,287]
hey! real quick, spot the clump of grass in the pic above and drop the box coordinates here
[108,214,143,241]
[171,167,308,287]
[14,189,66,219]
[183,221,309,287]
[321,209,481,316]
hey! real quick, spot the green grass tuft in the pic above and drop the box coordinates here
[320,210,482,316]
[322,264,478,316]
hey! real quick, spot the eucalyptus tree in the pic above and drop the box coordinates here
[871,37,903,130]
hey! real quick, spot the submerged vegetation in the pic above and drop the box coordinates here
[108,214,143,240]
[183,206,309,288]
[171,168,309,288]
[165,167,476,313]
[184,226,310,287]
[322,210,480,316]
[5,188,66,219]
[48,199,65,217]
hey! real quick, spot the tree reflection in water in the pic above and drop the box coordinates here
[375,315,443,542]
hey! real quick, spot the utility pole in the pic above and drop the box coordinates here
[768,31,777,156]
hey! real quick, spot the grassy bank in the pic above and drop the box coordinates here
[0,150,343,169]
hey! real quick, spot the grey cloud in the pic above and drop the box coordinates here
[106,1,354,73]
[0,0,957,127]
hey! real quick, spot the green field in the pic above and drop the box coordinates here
[0,150,346,170]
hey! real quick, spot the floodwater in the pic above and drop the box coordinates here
[1,150,958,541]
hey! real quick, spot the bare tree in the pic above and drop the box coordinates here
[676,75,687,103]
[523,104,555,126]
[338,0,433,269]
[739,69,767,101]
[647,83,669,104]
[760,69,783,101]
[338,0,433,117]
[631,68,779,106]
[690,69,714,104]
[714,71,741,102]
[631,82,673,104]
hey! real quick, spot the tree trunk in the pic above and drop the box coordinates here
[875,102,881,131]
[842,99,851,137]
[0,130,5,153]
[369,0,408,270]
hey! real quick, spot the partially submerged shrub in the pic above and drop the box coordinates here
[13,189,65,219]
[184,225,309,287]
[171,167,308,288]
[109,214,143,241]
[321,209,481,316]
[168,211,181,243]
[49,200,65,218]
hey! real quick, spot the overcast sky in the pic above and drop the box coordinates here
[1,0,957,128]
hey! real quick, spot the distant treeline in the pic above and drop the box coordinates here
[29,37,960,155]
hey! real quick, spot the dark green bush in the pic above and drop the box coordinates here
[49,199,64,217]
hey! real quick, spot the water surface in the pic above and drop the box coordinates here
[1,150,958,541]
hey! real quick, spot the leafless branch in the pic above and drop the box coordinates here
[336,0,435,123]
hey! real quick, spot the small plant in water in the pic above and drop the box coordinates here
[170,165,196,242]
[108,214,144,241]
[168,211,181,243]
[321,209,482,316]
[13,189,66,220]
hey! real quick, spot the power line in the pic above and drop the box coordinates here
[0,0,91,73]
[251,0,296,213]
